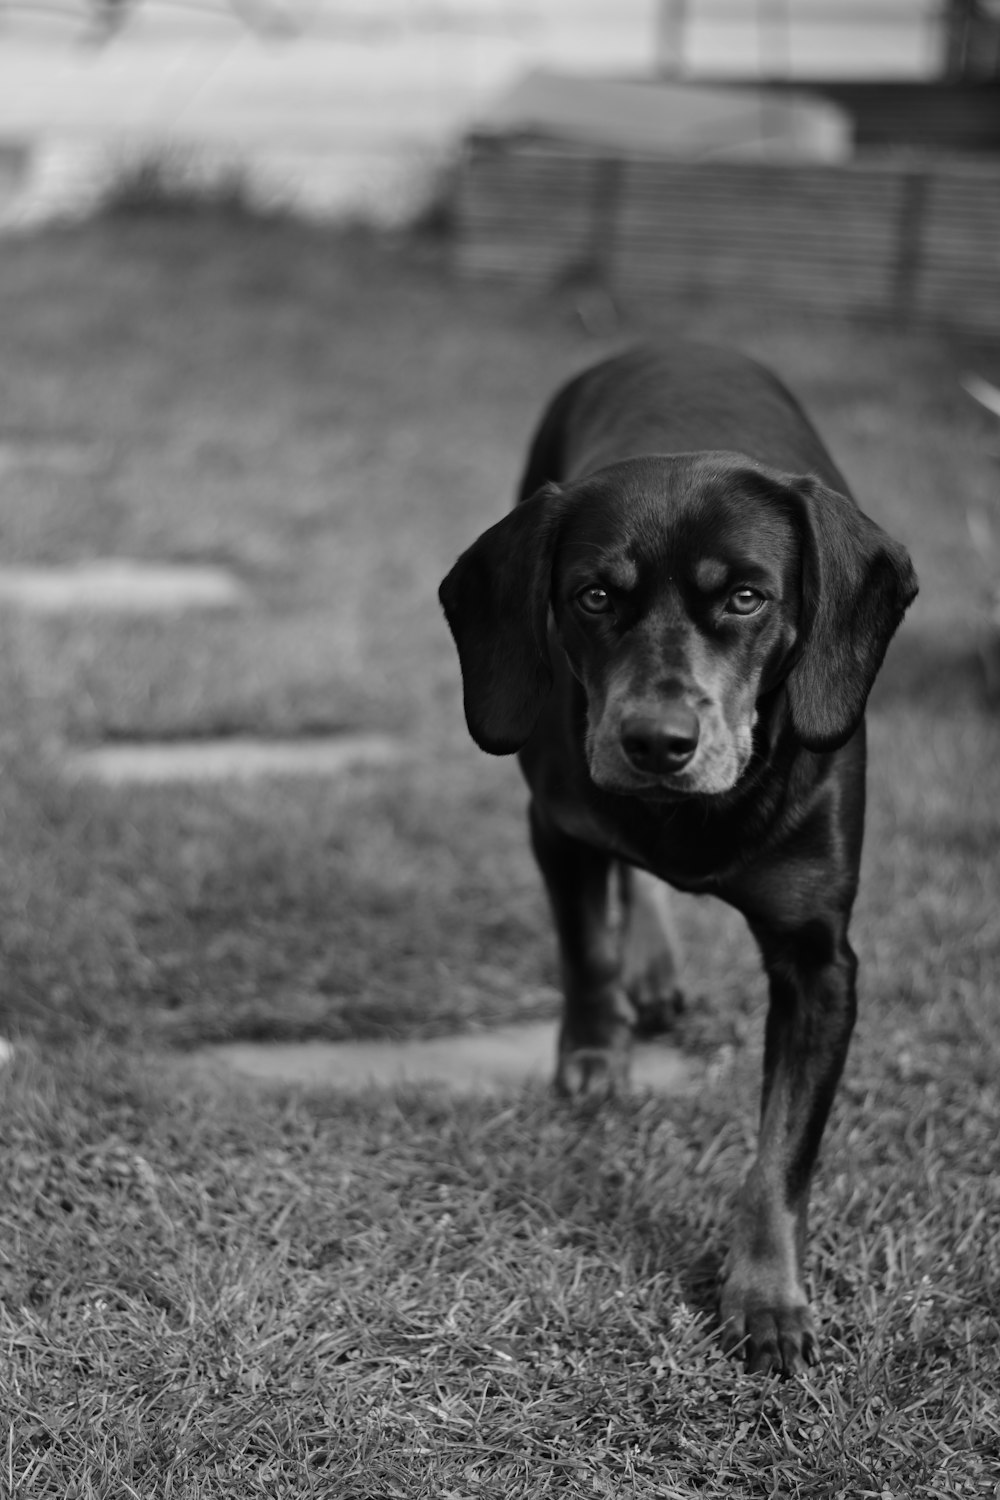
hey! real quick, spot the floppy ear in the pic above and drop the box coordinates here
[783,476,918,751]
[438,484,564,754]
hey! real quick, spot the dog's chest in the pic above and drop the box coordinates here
[537,772,743,893]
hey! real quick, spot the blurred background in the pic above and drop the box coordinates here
[0,1,998,246]
[0,1,996,1048]
[0,4,996,1052]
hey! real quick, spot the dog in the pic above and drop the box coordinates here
[438,342,917,1376]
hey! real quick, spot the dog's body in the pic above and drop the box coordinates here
[439,342,917,1375]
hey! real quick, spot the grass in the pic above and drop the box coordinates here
[0,217,998,1495]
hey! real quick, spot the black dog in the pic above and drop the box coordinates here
[439,343,917,1375]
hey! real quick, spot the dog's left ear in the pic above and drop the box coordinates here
[439,484,565,755]
[783,475,918,751]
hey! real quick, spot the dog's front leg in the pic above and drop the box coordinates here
[720,911,857,1376]
[529,802,634,1097]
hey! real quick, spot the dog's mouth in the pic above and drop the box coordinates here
[615,781,697,804]
[586,752,705,797]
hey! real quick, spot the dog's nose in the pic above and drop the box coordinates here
[621,708,700,774]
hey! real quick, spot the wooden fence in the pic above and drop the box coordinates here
[455,136,1000,331]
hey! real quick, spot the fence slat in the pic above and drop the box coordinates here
[455,136,1000,330]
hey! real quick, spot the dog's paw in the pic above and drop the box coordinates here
[555,1041,630,1099]
[556,986,634,1099]
[719,1280,817,1377]
[626,974,686,1037]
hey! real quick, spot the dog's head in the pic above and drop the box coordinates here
[439,454,917,795]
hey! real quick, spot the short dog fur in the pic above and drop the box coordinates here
[439,342,917,1375]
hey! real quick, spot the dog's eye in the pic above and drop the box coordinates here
[576,585,613,615]
[726,588,765,616]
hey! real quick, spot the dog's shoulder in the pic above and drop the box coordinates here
[524,342,847,493]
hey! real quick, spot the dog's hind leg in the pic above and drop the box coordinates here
[620,866,686,1036]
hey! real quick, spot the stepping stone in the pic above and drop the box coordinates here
[0,437,108,474]
[201,1022,700,1097]
[0,560,246,613]
[962,374,1000,420]
[64,733,404,785]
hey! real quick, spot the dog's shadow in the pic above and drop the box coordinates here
[681,1247,726,1322]
[529,1086,729,1334]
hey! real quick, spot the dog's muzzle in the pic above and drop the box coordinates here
[619,705,700,776]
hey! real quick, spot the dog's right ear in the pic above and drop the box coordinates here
[438,484,564,754]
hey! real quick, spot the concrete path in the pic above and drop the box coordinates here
[0,561,247,613]
[64,732,405,784]
[0,436,107,474]
[203,1020,700,1096]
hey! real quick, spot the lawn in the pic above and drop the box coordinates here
[0,215,998,1496]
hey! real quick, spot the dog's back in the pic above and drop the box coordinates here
[519,343,848,499]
